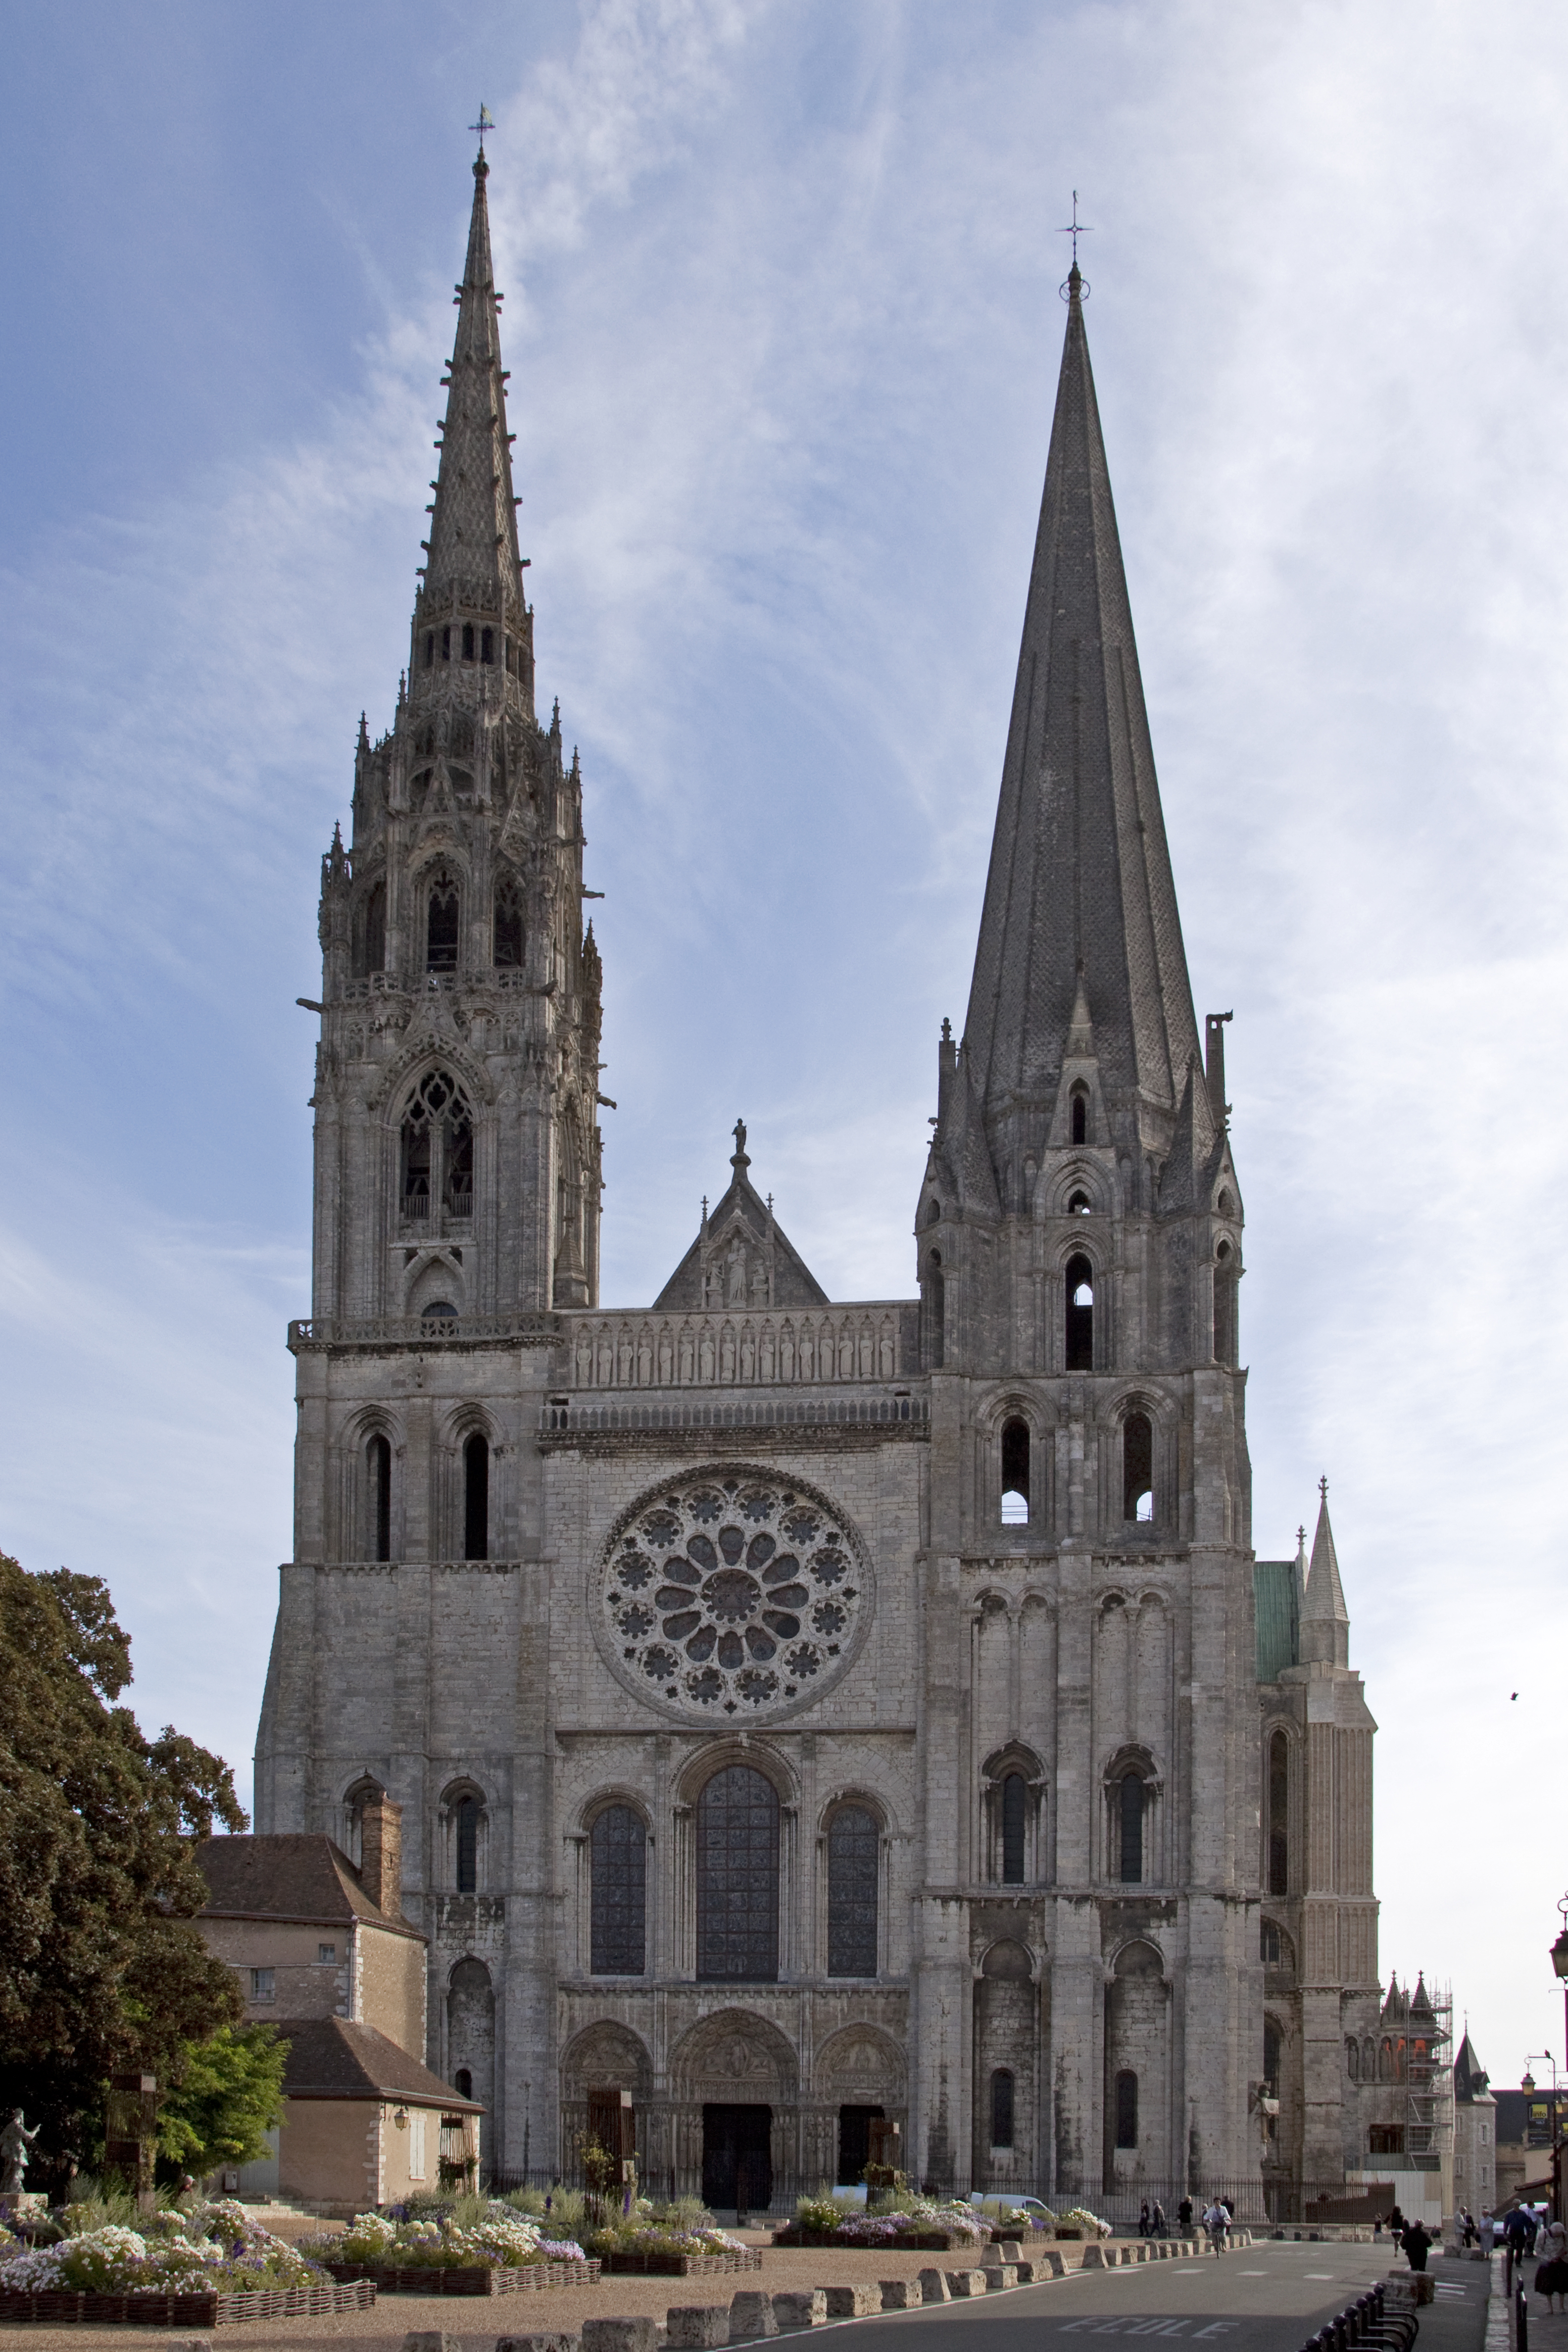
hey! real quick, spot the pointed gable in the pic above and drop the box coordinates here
[961,265,1202,1153]
[653,1123,828,1311]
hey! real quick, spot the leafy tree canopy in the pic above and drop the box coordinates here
[0,1552,247,2167]
[157,2023,288,2178]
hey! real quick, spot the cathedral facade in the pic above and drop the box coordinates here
[254,149,1382,2218]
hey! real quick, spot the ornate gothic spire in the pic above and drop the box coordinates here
[418,146,526,632]
[961,265,1201,1149]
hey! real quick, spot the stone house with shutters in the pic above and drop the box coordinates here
[253,144,1382,2218]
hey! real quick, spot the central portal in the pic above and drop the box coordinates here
[702,2103,773,2213]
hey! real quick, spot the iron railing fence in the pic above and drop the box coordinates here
[479,2170,1380,2230]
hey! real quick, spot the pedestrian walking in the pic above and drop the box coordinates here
[1153,2201,1167,2240]
[1139,2202,1151,2239]
[1535,2215,1568,2313]
[1404,2220,1432,2274]
[1178,2197,1193,2236]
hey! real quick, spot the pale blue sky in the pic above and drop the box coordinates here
[4,0,1568,2085]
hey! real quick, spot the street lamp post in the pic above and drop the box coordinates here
[1527,2048,1565,2227]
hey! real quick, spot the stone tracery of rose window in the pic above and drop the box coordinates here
[599,1471,869,1720]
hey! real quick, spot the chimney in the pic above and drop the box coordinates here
[359,1790,403,1917]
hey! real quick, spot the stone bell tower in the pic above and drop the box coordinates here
[309,141,603,1333]
[909,259,1261,2197]
[257,144,605,1910]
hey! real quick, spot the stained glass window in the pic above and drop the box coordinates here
[696,1765,778,1982]
[827,1807,878,1977]
[590,1805,646,1975]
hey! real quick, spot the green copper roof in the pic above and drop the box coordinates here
[1254,1559,1299,1683]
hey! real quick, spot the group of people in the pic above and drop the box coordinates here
[1130,2196,1234,2252]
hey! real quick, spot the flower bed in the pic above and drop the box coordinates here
[302,2205,591,2291]
[776,2199,989,2254]
[321,2261,596,2297]
[585,2224,757,2277]
[597,2248,762,2277]
[0,2204,337,2320]
[0,2279,376,2327]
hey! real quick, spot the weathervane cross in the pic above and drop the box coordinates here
[1059,189,1093,270]
[470,103,495,146]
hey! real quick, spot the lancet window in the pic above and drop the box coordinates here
[368,1433,392,1563]
[696,1764,779,1983]
[399,1070,475,1227]
[590,1805,647,1975]
[353,880,386,977]
[1065,1254,1094,1370]
[493,875,525,968]
[1123,1413,1153,1523]
[826,1805,878,1979]
[1268,1731,1289,1895]
[1000,1418,1030,1525]
[990,2069,1015,2149]
[463,1432,489,1562]
[426,872,460,971]
[1114,2070,1138,2148]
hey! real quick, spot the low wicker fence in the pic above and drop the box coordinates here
[772,2229,973,2252]
[599,2248,763,2277]
[322,2259,598,2297]
[0,2279,376,2327]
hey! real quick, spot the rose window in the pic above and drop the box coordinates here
[597,1469,871,1720]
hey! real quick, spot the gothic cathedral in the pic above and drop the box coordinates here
[255,149,1383,2220]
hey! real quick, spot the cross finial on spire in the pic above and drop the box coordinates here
[1059,190,1093,299]
[1320,1473,1329,1502]
[470,103,495,149]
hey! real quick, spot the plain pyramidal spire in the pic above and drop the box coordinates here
[1300,1478,1351,1666]
[961,255,1201,1152]
[418,145,527,627]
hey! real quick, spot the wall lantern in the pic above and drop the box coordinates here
[393,2106,409,2130]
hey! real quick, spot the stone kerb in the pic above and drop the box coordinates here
[729,2290,779,2339]
[583,2320,662,2352]
[771,2290,828,2329]
[916,2268,951,2302]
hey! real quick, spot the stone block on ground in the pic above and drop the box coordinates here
[916,2269,950,2303]
[945,2271,989,2298]
[497,2337,580,2352]
[822,2286,881,2318]
[984,2242,1023,2265]
[729,2292,778,2341]
[982,2266,1017,2291]
[404,2336,464,2352]
[584,2321,661,2352]
[878,2282,919,2310]
[1078,2245,1107,2269]
[770,2292,827,2330]
[666,2311,731,2350]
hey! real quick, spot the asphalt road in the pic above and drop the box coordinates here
[830,2246,1488,2352]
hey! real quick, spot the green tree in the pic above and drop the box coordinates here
[156,2023,288,2179]
[0,1553,247,2174]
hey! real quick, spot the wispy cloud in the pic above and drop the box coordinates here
[2,0,1564,2069]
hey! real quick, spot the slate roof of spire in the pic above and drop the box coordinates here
[421,147,525,626]
[1302,1488,1349,1625]
[962,264,1201,1144]
[1454,2033,1491,2102]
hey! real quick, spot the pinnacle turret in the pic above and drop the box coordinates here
[961,268,1202,1164]
[1300,1478,1350,1666]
